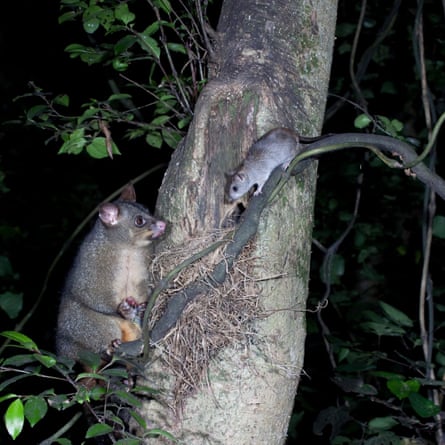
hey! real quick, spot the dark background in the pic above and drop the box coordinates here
[1,1,444,443]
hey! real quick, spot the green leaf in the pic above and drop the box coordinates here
[162,129,181,149]
[65,43,106,65]
[33,353,57,368]
[376,115,404,136]
[337,347,349,363]
[48,393,75,411]
[432,215,445,239]
[53,439,72,445]
[357,245,378,264]
[114,3,135,25]
[0,331,39,351]
[101,367,129,379]
[379,301,413,327]
[0,291,23,319]
[112,390,142,407]
[85,422,114,438]
[127,408,147,429]
[58,128,87,155]
[107,93,132,102]
[178,116,191,129]
[380,81,397,94]
[151,115,170,126]
[371,371,404,380]
[24,396,47,427]
[354,114,372,129]
[3,353,41,367]
[367,416,398,433]
[89,385,107,401]
[142,21,161,36]
[390,119,403,133]
[86,137,121,159]
[153,0,172,14]
[435,351,445,366]
[408,392,440,418]
[145,428,178,440]
[114,35,137,55]
[75,372,107,383]
[82,5,114,34]
[81,49,107,65]
[60,0,83,5]
[65,43,87,54]
[106,412,125,428]
[58,10,77,24]
[166,43,187,54]
[133,384,160,396]
[77,106,99,124]
[54,94,70,107]
[363,432,400,444]
[138,32,161,59]
[26,105,48,121]
[82,6,101,34]
[387,379,420,400]
[361,321,406,336]
[112,58,129,72]
[146,132,163,148]
[77,350,102,371]
[0,256,13,277]
[74,385,94,404]
[114,438,141,445]
[4,399,24,440]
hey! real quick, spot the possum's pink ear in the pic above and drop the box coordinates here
[235,172,246,182]
[99,203,120,226]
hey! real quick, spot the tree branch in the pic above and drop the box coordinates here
[296,133,445,200]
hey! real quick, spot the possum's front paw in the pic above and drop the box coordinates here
[117,297,146,326]
[253,185,264,196]
[105,338,122,358]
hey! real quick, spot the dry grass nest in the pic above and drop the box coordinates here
[147,229,262,408]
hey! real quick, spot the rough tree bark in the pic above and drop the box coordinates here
[140,0,337,443]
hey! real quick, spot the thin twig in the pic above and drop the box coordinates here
[349,0,368,108]
[38,411,83,445]
[413,1,444,441]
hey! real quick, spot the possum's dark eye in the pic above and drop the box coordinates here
[134,215,146,227]
[232,186,238,193]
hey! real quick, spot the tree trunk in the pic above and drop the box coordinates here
[140,0,337,443]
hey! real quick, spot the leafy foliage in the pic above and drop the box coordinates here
[0,173,23,322]
[15,0,211,156]
[0,331,175,443]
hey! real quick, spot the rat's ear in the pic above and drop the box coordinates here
[119,183,137,202]
[235,172,246,182]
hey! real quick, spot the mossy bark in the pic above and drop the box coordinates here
[140,0,338,443]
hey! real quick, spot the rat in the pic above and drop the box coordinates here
[225,127,300,202]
